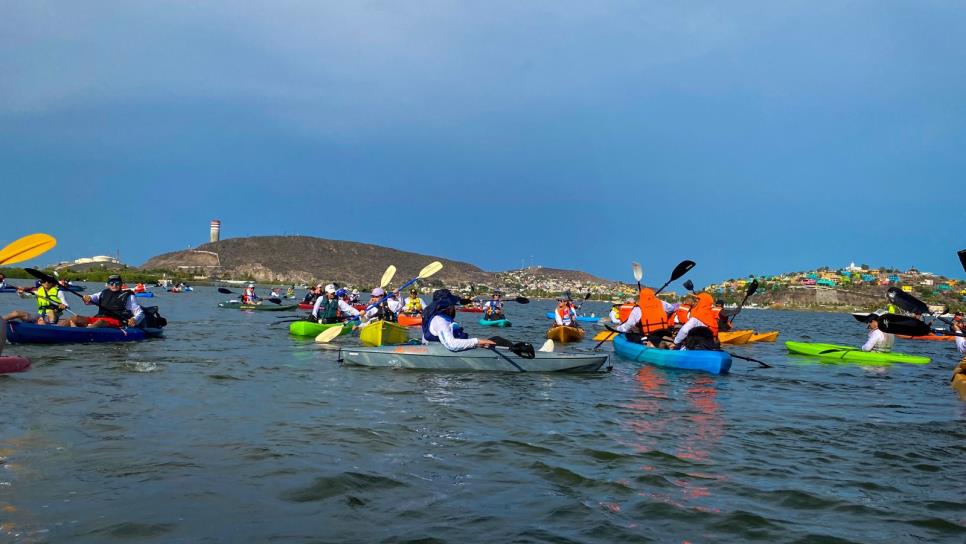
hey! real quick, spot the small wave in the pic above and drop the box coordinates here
[119,361,160,373]
[86,522,174,538]
[281,471,406,503]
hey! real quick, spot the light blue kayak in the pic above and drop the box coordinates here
[479,318,511,327]
[544,312,599,323]
[612,333,732,375]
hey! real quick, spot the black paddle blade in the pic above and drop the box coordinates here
[488,336,514,348]
[683,279,694,292]
[514,296,529,304]
[746,279,759,297]
[877,313,932,336]
[24,267,57,284]
[886,287,929,315]
[959,249,966,272]
[669,260,696,281]
[217,287,234,294]
[510,342,535,359]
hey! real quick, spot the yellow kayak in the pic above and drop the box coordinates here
[359,320,410,347]
[953,359,966,401]
[547,326,585,344]
[749,331,780,343]
[719,330,754,345]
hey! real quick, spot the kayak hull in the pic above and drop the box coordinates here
[288,321,351,338]
[613,333,731,375]
[896,334,955,342]
[544,312,598,323]
[457,306,484,313]
[397,314,423,327]
[479,318,511,327]
[547,326,584,343]
[0,355,31,373]
[218,302,297,311]
[134,292,154,298]
[298,302,314,310]
[749,331,780,343]
[784,341,930,364]
[340,343,607,372]
[719,330,754,345]
[5,321,164,344]
[953,360,966,401]
[359,320,410,347]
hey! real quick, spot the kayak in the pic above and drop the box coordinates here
[546,326,584,343]
[397,314,423,327]
[458,306,484,313]
[298,302,314,310]
[5,321,164,344]
[544,312,599,323]
[749,331,780,343]
[0,355,31,374]
[288,321,352,338]
[896,334,955,342]
[359,320,410,347]
[952,360,966,400]
[339,343,607,372]
[613,333,731,375]
[134,292,154,298]
[719,330,754,345]
[0,287,36,293]
[479,318,511,327]
[218,301,297,311]
[784,341,930,365]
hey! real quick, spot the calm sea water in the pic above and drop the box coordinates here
[2,286,964,543]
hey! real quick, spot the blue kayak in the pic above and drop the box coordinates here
[135,292,154,298]
[544,312,599,323]
[479,318,511,327]
[5,321,164,344]
[612,333,731,375]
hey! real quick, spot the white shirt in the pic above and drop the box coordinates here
[387,297,404,314]
[616,303,676,333]
[311,296,361,320]
[672,317,708,345]
[862,329,895,352]
[88,291,144,323]
[609,308,620,324]
[424,314,479,351]
[954,335,965,355]
[554,308,576,326]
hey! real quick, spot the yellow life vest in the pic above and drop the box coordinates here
[404,296,423,313]
[36,285,61,313]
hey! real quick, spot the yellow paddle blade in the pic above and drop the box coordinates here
[379,265,397,288]
[0,233,57,266]
[315,325,345,343]
[538,339,554,352]
[592,331,616,342]
[418,261,443,279]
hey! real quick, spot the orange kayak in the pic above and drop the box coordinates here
[397,314,423,327]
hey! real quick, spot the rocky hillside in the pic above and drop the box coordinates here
[140,236,492,287]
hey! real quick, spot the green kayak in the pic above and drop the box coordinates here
[218,301,297,311]
[479,318,511,327]
[289,321,352,338]
[784,341,930,365]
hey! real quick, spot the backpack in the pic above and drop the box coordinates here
[683,326,719,351]
[141,306,168,328]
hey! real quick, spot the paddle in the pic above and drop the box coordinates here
[885,287,954,327]
[728,279,759,325]
[217,287,282,304]
[0,234,57,266]
[683,279,695,293]
[25,268,84,299]
[875,313,938,337]
[315,324,349,343]
[462,296,529,305]
[632,262,642,292]
[365,261,443,313]
[959,249,966,272]
[379,265,397,289]
[21,291,78,316]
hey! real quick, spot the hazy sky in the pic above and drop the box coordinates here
[2,1,964,286]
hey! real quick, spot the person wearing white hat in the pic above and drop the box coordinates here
[359,287,397,324]
[312,284,361,323]
[242,282,258,305]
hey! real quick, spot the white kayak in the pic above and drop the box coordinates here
[339,343,608,372]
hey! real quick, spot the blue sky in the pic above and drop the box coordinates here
[2,1,964,286]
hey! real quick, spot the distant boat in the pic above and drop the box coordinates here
[217,279,248,286]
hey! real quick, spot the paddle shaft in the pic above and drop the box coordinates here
[726,352,772,368]
[488,346,526,372]
[24,291,78,316]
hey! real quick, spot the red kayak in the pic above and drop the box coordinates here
[397,314,422,327]
[0,355,31,374]
[457,306,483,313]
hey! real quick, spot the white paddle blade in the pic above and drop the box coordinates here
[632,262,643,282]
[315,326,345,343]
[418,261,443,279]
[380,265,397,288]
[538,339,554,352]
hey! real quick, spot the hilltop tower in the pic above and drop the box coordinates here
[210,220,221,243]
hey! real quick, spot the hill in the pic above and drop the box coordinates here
[140,236,492,287]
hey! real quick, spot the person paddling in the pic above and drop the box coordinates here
[553,295,578,327]
[861,315,895,353]
[403,288,426,316]
[242,282,258,304]
[67,274,143,328]
[670,292,719,349]
[2,276,69,325]
[421,289,495,351]
[482,292,505,320]
[613,288,676,346]
[312,285,361,324]
[360,287,397,324]
[0,273,9,289]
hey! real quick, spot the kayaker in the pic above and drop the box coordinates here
[614,288,674,333]
[350,289,360,303]
[421,289,495,351]
[303,284,322,305]
[386,290,405,317]
[861,315,895,353]
[2,276,69,325]
[0,273,8,289]
[949,313,964,356]
[312,285,361,323]
[361,287,397,324]
[609,303,621,324]
[553,296,579,327]
[68,274,144,328]
[242,283,258,304]
[286,286,295,298]
[714,299,736,332]
[403,288,426,316]
[482,292,505,320]
[670,293,719,349]
[134,282,146,293]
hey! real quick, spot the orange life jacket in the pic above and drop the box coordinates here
[689,293,719,336]
[637,289,669,333]
[672,304,690,324]
[618,303,635,321]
